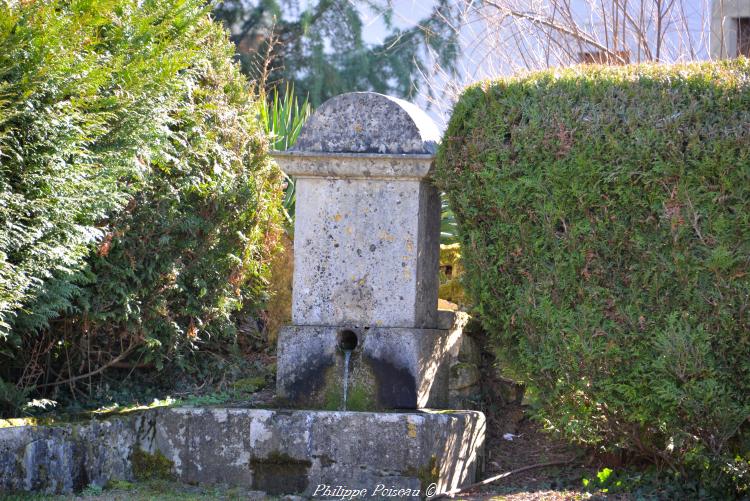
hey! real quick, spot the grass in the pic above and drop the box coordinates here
[2,479,280,500]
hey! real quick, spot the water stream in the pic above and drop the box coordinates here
[341,350,352,410]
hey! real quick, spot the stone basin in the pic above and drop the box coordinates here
[0,406,485,498]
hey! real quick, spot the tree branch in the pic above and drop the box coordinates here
[483,0,627,63]
[35,340,141,389]
[430,459,575,499]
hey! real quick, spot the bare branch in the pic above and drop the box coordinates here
[484,0,626,61]
[35,340,141,389]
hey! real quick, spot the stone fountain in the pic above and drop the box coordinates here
[275,92,459,411]
[0,92,485,499]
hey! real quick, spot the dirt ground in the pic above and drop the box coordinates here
[440,403,614,501]
[449,402,615,500]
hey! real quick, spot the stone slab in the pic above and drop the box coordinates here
[0,416,139,494]
[291,176,440,328]
[0,407,485,498]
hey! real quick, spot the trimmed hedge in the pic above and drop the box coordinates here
[435,60,750,494]
[0,0,282,411]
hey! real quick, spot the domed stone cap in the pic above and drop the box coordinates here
[291,92,440,154]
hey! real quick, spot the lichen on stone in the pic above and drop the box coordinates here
[405,455,440,492]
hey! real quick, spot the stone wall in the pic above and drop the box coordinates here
[1,407,485,497]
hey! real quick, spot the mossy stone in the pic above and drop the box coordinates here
[406,455,439,492]
[131,449,174,481]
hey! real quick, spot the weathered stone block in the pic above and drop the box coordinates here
[0,416,142,494]
[449,363,481,391]
[290,174,440,328]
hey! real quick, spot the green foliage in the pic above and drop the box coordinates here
[81,484,104,496]
[435,59,750,497]
[0,379,27,417]
[0,0,201,342]
[579,465,750,499]
[258,84,312,223]
[582,467,628,494]
[214,0,461,106]
[440,196,459,245]
[105,480,136,491]
[0,0,282,411]
[259,85,313,152]
[439,243,466,307]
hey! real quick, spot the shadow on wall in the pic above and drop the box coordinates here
[263,232,294,346]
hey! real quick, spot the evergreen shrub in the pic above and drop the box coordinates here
[435,60,750,495]
[0,0,282,410]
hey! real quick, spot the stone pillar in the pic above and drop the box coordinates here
[273,92,457,410]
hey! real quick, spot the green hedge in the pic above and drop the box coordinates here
[0,0,281,411]
[435,60,750,495]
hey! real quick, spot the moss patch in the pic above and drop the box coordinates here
[344,383,376,411]
[0,417,56,428]
[106,479,136,490]
[231,376,267,394]
[319,355,379,411]
[322,379,377,411]
[322,383,342,411]
[3,479,270,500]
[449,361,475,377]
[131,449,174,481]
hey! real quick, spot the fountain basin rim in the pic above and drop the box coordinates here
[157,406,486,423]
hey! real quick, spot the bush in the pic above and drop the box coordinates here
[258,84,312,225]
[0,0,282,408]
[435,60,750,495]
